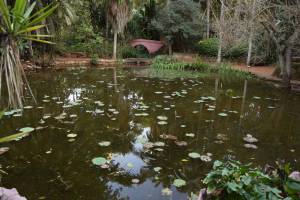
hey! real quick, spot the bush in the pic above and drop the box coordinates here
[225,42,248,59]
[196,38,247,59]
[203,159,300,200]
[120,45,149,58]
[90,54,99,66]
[196,38,219,57]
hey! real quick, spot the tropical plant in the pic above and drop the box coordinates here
[203,159,300,200]
[204,160,281,199]
[108,0,131,59]
[0,0,57,108]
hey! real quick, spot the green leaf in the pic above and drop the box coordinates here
[173,179,186,187]
[92,157,107,166]
[285,180,300,192]
[21,37,55,44]
[188,152,201,159]
[98,141,111,147]
[0,0,11,30]
[226,182,241,192]
[16,24,46,34]
[19,127,35,133]
[27,3,58,27]
[0,132,29,143]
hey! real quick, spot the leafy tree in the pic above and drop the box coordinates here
[0,0,57,108]
[260,0,300,86]
[151,0,204,54]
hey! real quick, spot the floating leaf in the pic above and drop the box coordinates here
[0,132,29,143]
[188,152,201,159]
[161,188,172,196]
[175,141,188,147]
[243,134,258,143]
[92,157,107,166]
[20,127,35,133]
[154,167,162,172]
[67,134,77,138]
[157,121,168,125]
[218,113,228,117]
[200,155,212,162]
[157,116,168,121]
[173,179,186,187]
[154,142,165,147]
[244,143,258,149]
[185,133,195,138]
[98,141,111,147]
[132,179,140,184]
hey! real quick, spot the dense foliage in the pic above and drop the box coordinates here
[204,159,300,200]
[151,0,204,52]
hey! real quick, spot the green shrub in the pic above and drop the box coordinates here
[196,38,219,57]
[204,160,286,200]
[90,54,99,66]
[196,38,247,59]
[120,45,149,58]
[225,43,248,59]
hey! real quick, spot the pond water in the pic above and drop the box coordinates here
[0,67,300,200]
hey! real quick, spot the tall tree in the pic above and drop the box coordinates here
[261,0,300,86]
[151,0,203,55]
[217,0,225,63]
[108,0,131,59]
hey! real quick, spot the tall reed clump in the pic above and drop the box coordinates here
[0,0,57,108]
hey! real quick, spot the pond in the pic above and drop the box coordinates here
[0,67,300,200]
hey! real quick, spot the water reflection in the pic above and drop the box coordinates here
[0,68,299,200]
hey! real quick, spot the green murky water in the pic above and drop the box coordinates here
[0,67,300,200]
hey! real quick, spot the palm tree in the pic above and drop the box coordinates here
[0,0,57,108]
[108,0,131,59]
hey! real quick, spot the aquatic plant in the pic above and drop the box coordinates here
[203,159,300,200]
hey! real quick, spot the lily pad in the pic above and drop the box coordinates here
[161,188,172,196]
[175,141,188,147]
[67,134,77,138]
[185,133,195,138]
[132,178,140,184]
[98,141,111,147]
[92,157,107,166]
[218,113,228,117]
[157,121,168,125]
[157,116,168,121]
[244,143,258,149]
[188,152,201,159]
[19,127,35,133]
[173,179,186,187]
[243,134,258,143]
[154,167,162,172]
[154,141,165,147]
[200,155,212,162]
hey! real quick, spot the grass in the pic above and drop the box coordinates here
[151,55,254,80]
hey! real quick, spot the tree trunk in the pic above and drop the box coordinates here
[286,46,292,78]
[246,0,256,67]
[206,0,210,38]
[278,49,291,87]
[168,44,172,55]
[217,0,225,64]
[113,31,118,60]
